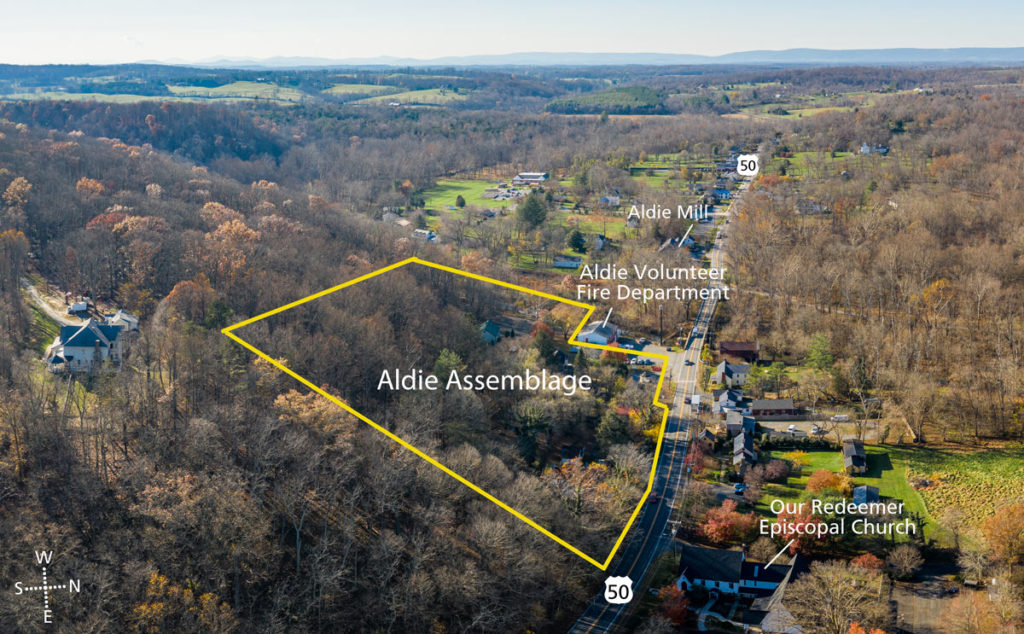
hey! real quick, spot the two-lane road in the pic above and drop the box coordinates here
[569,176,749,633]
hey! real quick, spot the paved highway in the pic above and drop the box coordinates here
[568,178,749,634]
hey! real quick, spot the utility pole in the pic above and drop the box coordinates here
[659,304,664,345]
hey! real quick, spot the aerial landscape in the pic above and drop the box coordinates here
[2,2,1024,633]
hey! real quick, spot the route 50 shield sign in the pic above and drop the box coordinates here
[604,576,634,604]
[737,154,760,176]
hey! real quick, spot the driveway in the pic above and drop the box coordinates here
[20,278,82,327]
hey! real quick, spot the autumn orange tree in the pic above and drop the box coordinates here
[75,176,105,197]
[656,584,689,626]
[850,553,885,571]
[166,274,217,324]
[806,469,853,496]
[984,504,1024,567]
[699,499,758,545]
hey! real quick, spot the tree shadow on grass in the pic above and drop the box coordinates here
[864,452,893,478]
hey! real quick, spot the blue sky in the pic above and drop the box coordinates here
[2,0,1021,64]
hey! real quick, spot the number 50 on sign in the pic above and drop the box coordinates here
[604,576,634,604]
[737,154,759,176]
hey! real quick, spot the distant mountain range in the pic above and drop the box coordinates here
[171,48,1024,69]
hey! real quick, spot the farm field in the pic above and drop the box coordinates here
[892,445,1024,530]
[0,91,173,103]
[167,81,306,101]
[767,150,922,179]
[322,83,399,96]
[546,85,664,114]
[361,88,469,104]
[739,103,859,119]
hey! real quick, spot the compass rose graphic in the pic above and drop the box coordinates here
[13,551,82,624]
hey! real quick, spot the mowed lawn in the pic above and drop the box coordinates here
[758,445,933,538]
[560,212,626,239]
[422,179,517,210]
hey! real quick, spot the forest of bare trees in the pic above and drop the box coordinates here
[724,91,1024,442]
[1,63,1023,631]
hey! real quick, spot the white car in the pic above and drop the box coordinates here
[787,424,797,432]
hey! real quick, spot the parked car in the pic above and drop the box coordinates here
[787,424,797,432]
[733,483,748,494]
[811,425,823,435]
[831,414,851,422]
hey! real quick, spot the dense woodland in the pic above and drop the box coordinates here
[0,95,681,632]
[0,63,1023,632]
[725,91,1024,442]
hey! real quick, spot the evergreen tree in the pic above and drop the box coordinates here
[433,348,464,377]
[807,333,834,370]
[567,229,586,252]
[516,193,547,227]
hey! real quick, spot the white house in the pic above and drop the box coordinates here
[104,309,139,332]
[45,319,124,373]
[577,322,618,345]
[715,361,750,387]
[677,544,795,599]
[411,229,438,242]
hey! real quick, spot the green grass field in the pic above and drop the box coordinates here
[759,445,933,539]
[546,86,664,114]
[769,151,854,178]
[168,81,306,102]
[1,91,173,104]
[421,179,518,211]
[560,212,626,239]
[630,153,714,170]
[361,88,469,105]
[26,303,60,355]
[322,83,399,96]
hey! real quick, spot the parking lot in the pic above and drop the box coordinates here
[758,418,881,443]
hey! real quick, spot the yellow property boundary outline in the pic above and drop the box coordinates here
[222,256,670,570]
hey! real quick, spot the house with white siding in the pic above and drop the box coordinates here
[45,319,124,373]
[677,544,796,599]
